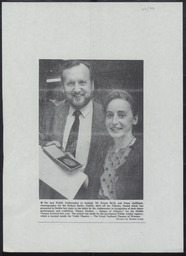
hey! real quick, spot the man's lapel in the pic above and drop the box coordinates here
[85,101,105,174]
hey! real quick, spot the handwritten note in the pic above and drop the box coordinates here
[141,6,155,12]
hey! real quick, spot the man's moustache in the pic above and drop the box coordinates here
[72,93,83,96]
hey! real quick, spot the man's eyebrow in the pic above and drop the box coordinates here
[78,79,86,82]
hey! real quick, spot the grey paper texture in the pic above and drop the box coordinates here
[3,2,183,252]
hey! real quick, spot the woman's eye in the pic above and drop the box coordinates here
[118,113,126,118]
[106,113,113,118]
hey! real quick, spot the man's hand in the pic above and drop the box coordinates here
[46,140,62,148]
[39,132,45,140]
[65,151,75,159]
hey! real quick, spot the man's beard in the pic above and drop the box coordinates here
[68,93,93,109]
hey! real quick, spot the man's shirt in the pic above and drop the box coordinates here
[63,100,93,168]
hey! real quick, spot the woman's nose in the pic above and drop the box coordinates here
[112,114,119,124]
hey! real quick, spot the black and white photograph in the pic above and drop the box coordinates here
[39,60,143,200]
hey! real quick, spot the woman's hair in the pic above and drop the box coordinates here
[104,90,138,116]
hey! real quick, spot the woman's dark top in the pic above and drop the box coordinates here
[88,136,143,200]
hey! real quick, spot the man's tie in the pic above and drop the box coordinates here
[65,109,81,157]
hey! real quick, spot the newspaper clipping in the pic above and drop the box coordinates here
[39,59,144,223]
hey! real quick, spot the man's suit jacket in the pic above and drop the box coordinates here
[39,99,105,199]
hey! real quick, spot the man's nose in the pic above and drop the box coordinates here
[74,82,81,92]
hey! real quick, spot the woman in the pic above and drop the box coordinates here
[89,90,143,200]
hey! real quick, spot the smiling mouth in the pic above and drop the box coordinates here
[110,127,122,132]
[73,94,84,99]
[72,96,84,102]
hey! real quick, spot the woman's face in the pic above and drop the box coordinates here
[106,98,138,139]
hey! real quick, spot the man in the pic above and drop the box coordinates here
[39,60,105,199]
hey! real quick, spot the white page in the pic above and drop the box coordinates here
[39,147,87,199]
[3,2,183,252]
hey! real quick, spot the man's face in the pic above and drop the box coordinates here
[62,64,94,109]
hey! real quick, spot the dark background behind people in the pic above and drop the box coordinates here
[39,60,143,137]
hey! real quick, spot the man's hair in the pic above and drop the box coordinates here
[60,60,94,82]
[104,89,138,117]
